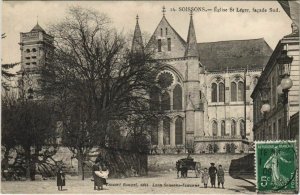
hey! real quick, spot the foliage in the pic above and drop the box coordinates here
[40,6,160,180]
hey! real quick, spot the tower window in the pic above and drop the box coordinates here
[32,62,37,65]
[26,49,30,53]
[32,48,37,52]
[32,56,36,59]
[165,28,168,35]
[158,39,162,52]
[25,57,30,60]
[167,38,171,51]
[26,62,30,65]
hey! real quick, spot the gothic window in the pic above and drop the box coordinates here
[231,120,237,136]
[231,82,237,102]
[163,118,170,145]
[161,92,170,111]
[32,48,37,52]
[158,72,174,89]
[173,84,182,110]
[158,39,162,52]
[175,117,183,144]
[253,76,259,86]
[167,38,171,51]
[238,81,244,101]
[160,28,163,36]
[221,120,226,136]
[165,28,168,35]
[151,119,158,145]
[150,87,160,110]
[219,82,225,102]
[240,119,245,137]
[212,121,218,136]
[211,83,218,102]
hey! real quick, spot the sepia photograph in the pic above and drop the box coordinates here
[1,0,299,194]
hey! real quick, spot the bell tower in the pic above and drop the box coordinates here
[18,22,54,99]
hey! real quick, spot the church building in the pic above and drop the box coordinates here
[131,10,273,153]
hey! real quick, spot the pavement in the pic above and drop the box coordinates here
[1,171,256,194]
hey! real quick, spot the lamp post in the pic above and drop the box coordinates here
[260,82,271,140]
[277,48,293,140]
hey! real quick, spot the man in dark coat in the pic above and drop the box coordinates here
[208,163,217,188]
[217,164,225,188]
[92,161,103,190]
[57,166,65,191]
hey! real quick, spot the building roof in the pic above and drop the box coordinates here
[197,38,273,72]
[31,23,46,33]
[132,15,144,54]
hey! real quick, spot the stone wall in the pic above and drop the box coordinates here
[148,153,253,173]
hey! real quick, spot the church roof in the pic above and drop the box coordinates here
[197,38,273,72]
[31,23,46,33]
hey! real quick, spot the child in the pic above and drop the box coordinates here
[201,168,209,188]
[57,166,65,191]
[217,165,225,189]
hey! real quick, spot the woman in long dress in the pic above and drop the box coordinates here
[264,147,291,188]
[92,162,103,190]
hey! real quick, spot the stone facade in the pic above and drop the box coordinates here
[133,12,273,153]
[18,23,54,99]
[251,25,299,141]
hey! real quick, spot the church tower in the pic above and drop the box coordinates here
[19,22,54,99]
[132,15,144,54]
[184,11,204,148]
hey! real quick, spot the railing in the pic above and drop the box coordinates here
[194,135,244,141]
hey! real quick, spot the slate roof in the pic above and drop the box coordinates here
[197,38,273,72]
[31,23,46,33]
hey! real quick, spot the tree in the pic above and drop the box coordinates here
[1,33,20,91]
[40,6,160,180]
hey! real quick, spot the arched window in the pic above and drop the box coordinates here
[165,28,168,35]
[167,38,171,51]
[175,117,183,144]
[26,49,30,53]
[150,87,160,110]
[240,120,245,137]
[32,48,37,52]
[238,81,244,101]
[253,76,259,86]
[161,92,170,111]
[173,84,182,110]
[221,120,226,136]
[231,82,237,102]
[211,83,218,102]
[231,120,236,136]
[163,118,170,145]
[151,119,158,145]
[212,121,218,136]
[160,28,163,36]
[219,83,225,102]
[158,39,162,52]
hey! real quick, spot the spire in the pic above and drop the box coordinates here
[31,22,46,33]
[185,11,199,58]
[131,14,144,54]
[162,6,166,17]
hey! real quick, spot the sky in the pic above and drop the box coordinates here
[2,1,293,64]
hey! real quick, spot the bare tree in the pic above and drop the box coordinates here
[40,6,161,180]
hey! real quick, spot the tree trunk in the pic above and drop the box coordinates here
[25,148,31,180]
[78,154,85,180]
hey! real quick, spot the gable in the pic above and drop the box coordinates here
[146,16,186,59]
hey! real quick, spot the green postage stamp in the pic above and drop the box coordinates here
[255,141,298,193]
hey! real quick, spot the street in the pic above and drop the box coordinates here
[1,171,256,194]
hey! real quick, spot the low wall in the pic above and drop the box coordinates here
[148,153,253,173]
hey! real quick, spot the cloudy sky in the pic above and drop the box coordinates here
[2,1,292,64]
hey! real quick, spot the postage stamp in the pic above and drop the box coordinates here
[255,141,298,193]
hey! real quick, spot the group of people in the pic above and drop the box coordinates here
[56,156,109,191]
[201,163,225,188]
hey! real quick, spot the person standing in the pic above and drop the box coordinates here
[56,166,65,191]
[217,164,225,188]
[92,161,103,190]
[201,168,209,188]
[208,163,217,188]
